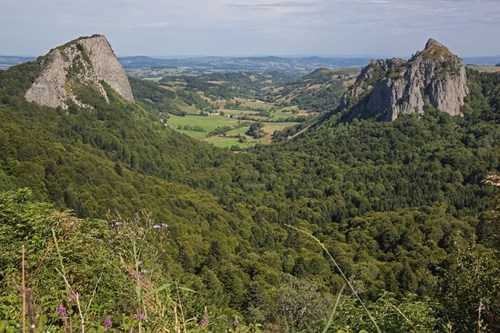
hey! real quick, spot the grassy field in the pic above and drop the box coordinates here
[167,114,239,133]
[235,98,274,111]
[167,110,300,147]
[164,95,307,148]
[220,106,308,121]
[226,126,249,136]
[167,114,249,148]
[262,122,299,141]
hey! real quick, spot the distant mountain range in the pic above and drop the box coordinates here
[2,54,498,74]
[118,55,374,75]
[0,56,36,69]
[462,56,500,66]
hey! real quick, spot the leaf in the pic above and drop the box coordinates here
[141,283,171,299]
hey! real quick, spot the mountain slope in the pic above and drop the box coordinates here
[25,34,133,109]
[277,67,360,112]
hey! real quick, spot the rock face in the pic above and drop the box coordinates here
[25,34,133,109]
[340,38,468,121]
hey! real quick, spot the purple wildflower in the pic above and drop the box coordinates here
[56,304,67,316]
[69,292,78,302]
[135,313,147,320]
[198,318,209,328]
[104,316,112,329]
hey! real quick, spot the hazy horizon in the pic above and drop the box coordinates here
[1,0,499,58]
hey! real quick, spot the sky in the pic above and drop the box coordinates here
[1,0,499,57]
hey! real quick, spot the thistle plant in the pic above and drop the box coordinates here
[52,228,104,333]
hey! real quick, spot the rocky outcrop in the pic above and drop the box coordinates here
[25,34,133,109]
[340,38,468,121]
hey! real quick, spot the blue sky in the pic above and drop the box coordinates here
[1,0,499,57]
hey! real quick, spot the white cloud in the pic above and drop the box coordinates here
[130,21,171,29]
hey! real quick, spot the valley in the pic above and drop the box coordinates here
[129,68,359,147]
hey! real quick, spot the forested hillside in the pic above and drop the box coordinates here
[0,48,499,333]
[276,68,360,112]
[160,72,295,100]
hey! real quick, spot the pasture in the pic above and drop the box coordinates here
[166,96,306,148]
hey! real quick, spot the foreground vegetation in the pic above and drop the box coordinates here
[0,59,499,332]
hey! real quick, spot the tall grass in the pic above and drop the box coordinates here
[286,224,382,333]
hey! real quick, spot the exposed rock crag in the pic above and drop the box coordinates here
[25,34,133,109]
[340,38,468,121]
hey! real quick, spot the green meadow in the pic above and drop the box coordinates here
[167,97,304,147]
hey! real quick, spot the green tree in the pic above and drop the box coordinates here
[439,245,500,333]
[246,121,265,138]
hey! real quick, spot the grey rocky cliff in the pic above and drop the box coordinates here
[25,34,133,109]
[340,38,468,121]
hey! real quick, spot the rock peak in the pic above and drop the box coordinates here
[339,39,468,121]
[425,38,445,50]
[418,38,452,60]
[25,34,133,109]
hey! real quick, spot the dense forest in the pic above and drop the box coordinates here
[0,56,499,332]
